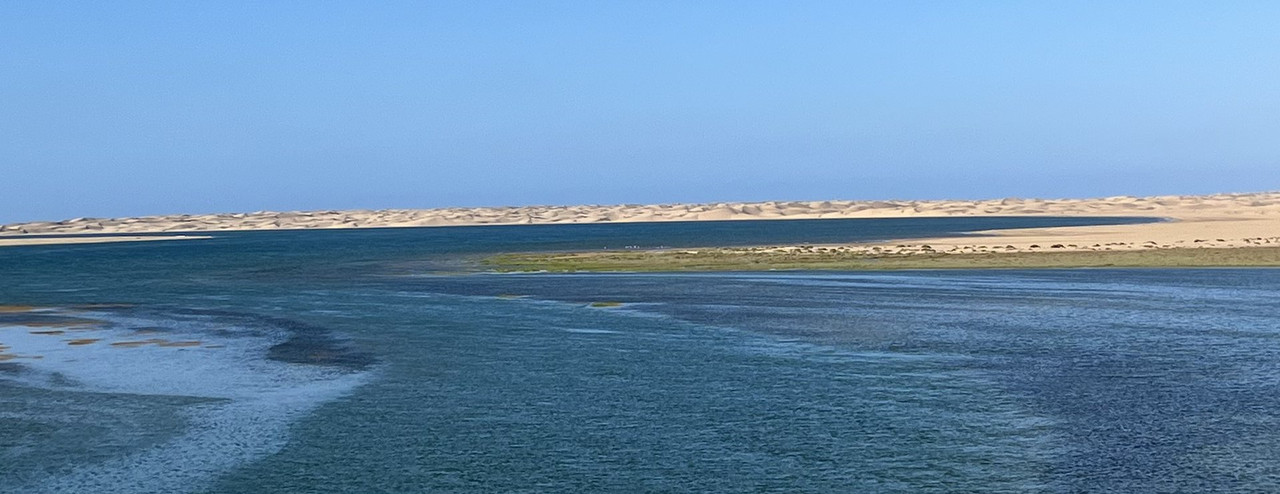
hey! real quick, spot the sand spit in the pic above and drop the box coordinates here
[487,246,1280,272]
[479,192,1280,270]
[486,223,1280,272]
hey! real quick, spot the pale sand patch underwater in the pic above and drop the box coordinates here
[107,339,202,348]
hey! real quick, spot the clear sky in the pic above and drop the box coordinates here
[3,1,1279,223]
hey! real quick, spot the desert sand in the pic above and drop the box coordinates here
[2,192,1278,253]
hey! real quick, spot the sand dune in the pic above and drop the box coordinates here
[2,192,1279,251]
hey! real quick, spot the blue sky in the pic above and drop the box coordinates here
[3,1,1278,222]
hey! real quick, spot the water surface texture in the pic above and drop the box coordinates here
[3,217,1278,493]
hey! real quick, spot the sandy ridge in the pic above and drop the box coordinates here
[4,191,1279,238]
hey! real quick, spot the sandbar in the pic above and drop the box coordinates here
[479,192,1280,271]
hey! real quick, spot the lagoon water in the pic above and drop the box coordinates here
[3,217,1279,493]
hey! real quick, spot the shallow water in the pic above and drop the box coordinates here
[3,217,1278,493]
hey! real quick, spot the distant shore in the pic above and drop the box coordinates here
[2,192,1278,256]
[0,235,209,248]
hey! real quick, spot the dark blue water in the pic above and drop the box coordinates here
[3,217,1279,493]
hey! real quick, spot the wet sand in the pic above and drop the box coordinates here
[485,246,1280,272]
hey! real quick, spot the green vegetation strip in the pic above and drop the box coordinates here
[484,247,1280,272]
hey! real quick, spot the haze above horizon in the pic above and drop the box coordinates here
[3,1,1279,223]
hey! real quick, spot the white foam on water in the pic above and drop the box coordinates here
[18,373,371,494]
[560,327,620,334]
[0,310,373,494]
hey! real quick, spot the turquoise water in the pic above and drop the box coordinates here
[3,217,1280,493]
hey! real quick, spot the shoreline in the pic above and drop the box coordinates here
[3,191,1276,235]
[483,245,1280,272]
[2,191,1277,251]
[483,213,1280,272]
